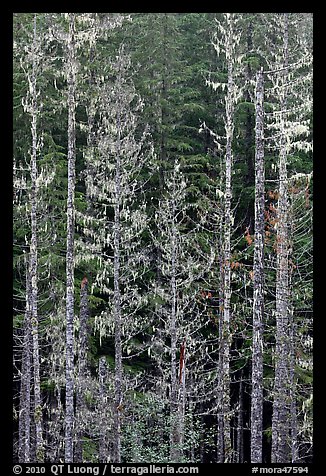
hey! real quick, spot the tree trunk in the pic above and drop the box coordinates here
[220,18,235,461]
[18,266,32,463]
[75,277,90,462]
[29,14,44,462]
[245,19,255,189]
[113,61,123,462]
[98,356,109,463]
[216,213,225,463]
[65,12,76,463]
[288,201,299,463]
[250,67,265,463]
[178,340,186,460]
[271,12,291,464]
[289,313,299,463]
[169,194,181,462]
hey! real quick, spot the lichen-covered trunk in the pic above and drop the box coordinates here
[113,113,122,464]
[289,312,299,463]
[98,356,109,462]
[250,67,265,463]
[18,268,32,463]
[65,13,76,463]
[220,34,234,463]
[178,341,186,458]
[216,215,225,463]
[288,199,299,463]
[271,12,291,464]
[29,15,44,462]
[169,198,181,462]
[75,277,90,462]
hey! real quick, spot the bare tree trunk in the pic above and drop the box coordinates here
[113,66,123,462]
[18,267,32,463]
[217,213,225,463]
[250,67,265,463]
[169,195,180,462]
[28,14,44,462]
[289,312,299,462]
[75,277,90,462]
[288,203,299,463]
[178,340,186,459]
[220,20,235,461]
[98,356,109,463]
[65,12,76,463]
[271,12,291,463]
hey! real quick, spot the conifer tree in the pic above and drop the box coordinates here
[80,45,154,462]
[206,13,243,462]
[250,66,265,463]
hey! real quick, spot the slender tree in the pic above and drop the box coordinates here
[263,12,313,463]
[18,264,32,463]
[81,45,154,462]
[65,13,77,463]
[19,14,45,462]
[75,276,90,462]
[207,13,243,462]
[250,67,265,463]
[151,162,214,462]
[98,356,110,462]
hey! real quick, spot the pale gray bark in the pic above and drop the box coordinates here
[18,267,32,463]
[289,313,299,463]
[75,277,90,462]
[217,216,225,463]
[178,340,186,456]
[113,58,123,464]
[169,195,180,462]
[28,14,44,462]
[250,67,265,463]
[271,13,291,463]
[65,13,76,463]
[288,199,299,463]
[98,356,109,463]
[220,18,235,462]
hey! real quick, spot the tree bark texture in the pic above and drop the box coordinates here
[113,58,123,463]
[29,15,44,462]
[18,267,32,463]
[98,356,109,463]
[250,67,265,463]
[271,13,291,464]
[75,277,90,462]
[65,13,76,463]
[220,15,235,461]
[169,195,181,462]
